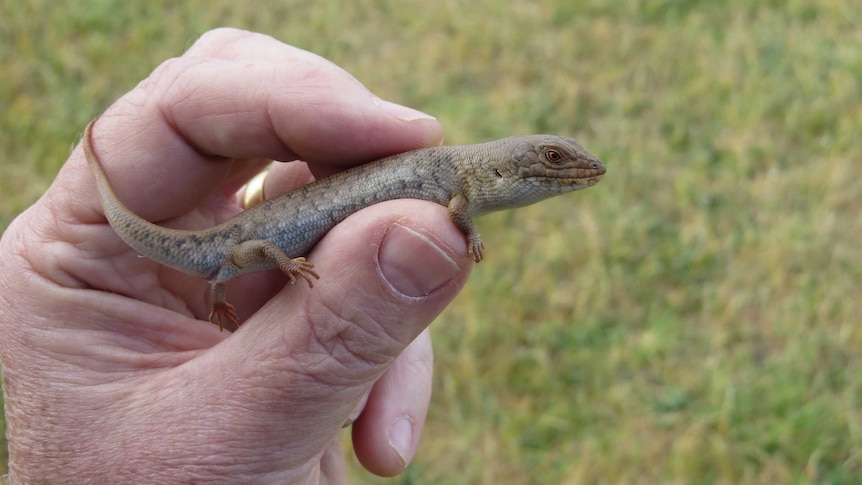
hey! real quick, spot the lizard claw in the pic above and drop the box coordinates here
[468,236,485,263]
[209,301,239,332]
[279,256,320,288]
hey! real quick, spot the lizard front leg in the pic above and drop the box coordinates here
[448,194,484,263]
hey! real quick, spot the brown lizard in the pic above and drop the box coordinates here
[83,118,606,330]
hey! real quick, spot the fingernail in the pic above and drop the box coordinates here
[389,417,414,467]
[379,224,461,297]
[374,98,437,122]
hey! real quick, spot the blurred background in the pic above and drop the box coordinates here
[1,1,860,483]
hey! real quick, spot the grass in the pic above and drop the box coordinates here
[2,0,861,483]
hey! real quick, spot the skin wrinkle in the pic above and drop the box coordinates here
[163,375,274,454]
[165,59,300,160]
[73,241,192,321]
[22,205,89,283]
[232,313,363,407]
[44,175,94,231]
[155,58,219,131]
[135,62,273,186]
[111,403,241,480]
[305,295,399,385]
[49,188,181,296]
[88,123,211,223]
[21,240,84,294]
[170,64,377,170]
[207,364,356,474]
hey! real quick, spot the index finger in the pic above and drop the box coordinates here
[81,28,442,223]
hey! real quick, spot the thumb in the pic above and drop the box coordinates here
[189,199,471,473]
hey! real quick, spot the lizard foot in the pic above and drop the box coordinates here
[468,235,485,263]
[275,257,320,288]
[209,301,239,332]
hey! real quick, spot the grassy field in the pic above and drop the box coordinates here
[2,1,861,483]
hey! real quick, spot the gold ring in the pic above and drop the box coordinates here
[242,168,270,209]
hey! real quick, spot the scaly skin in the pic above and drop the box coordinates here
[83,117,606,329]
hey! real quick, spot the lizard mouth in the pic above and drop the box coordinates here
[562,166,605,187]
[538,173,604,191]
[587,172,605,186]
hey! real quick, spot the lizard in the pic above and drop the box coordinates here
[82,117,606,330]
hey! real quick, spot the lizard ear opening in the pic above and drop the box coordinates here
[494,169,503,178]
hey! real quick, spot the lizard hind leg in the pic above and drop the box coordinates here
[230,240,320,288]
[209,282,239,332]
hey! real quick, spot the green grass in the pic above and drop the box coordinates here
[2,1,861,483]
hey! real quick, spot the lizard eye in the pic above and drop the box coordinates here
[544,149,563,163]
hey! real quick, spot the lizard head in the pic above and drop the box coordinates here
[468,135,606,215]
[511,134,606,188]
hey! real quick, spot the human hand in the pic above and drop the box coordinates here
[0,28,472,483]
